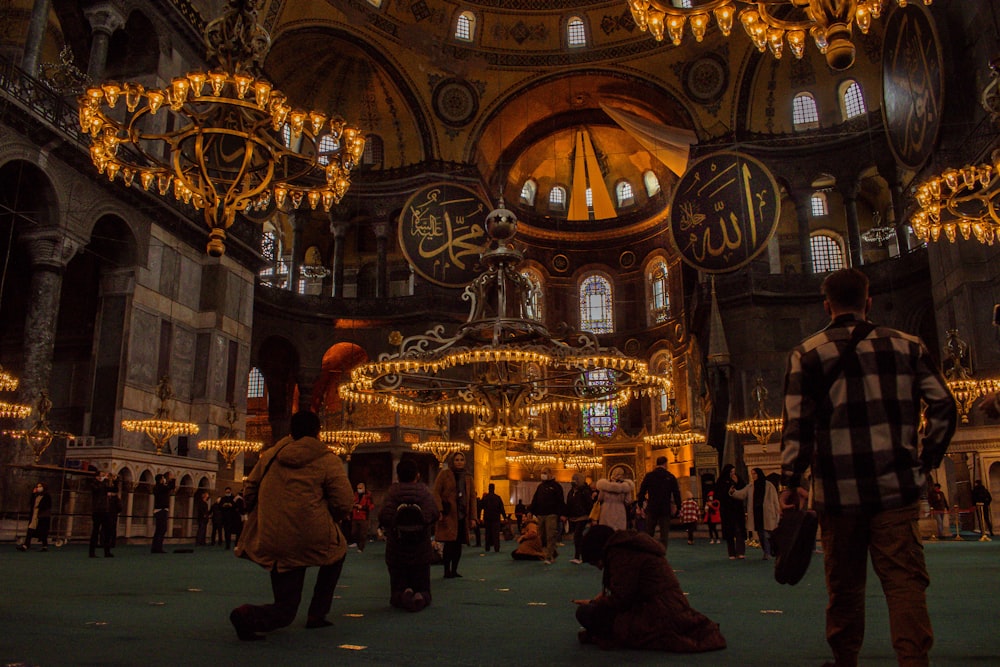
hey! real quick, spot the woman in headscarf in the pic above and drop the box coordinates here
[716,464,747,560]
[432,451,477,578]
[573,525,727,652]
[730,467,780,559]
[595,467,634,531]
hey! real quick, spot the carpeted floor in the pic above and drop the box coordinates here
[1,533,997,667]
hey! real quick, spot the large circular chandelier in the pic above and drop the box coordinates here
[77,0,364,257]
[198,405,263,469]
[912,152,1000,246]
[644,394,705,462]
[339,200,671,438]
[412,440,471,463]
[121,376,199,454]
[626,1,930,71]
[726,375,782,452]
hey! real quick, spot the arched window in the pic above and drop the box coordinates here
[616,180,634,207]
[455,11,476,41]
[792,92,820,130]
[549,186,567,211]
[585,187,593,209]
[810,233,846,273]
[361,134,383,167]
[811,191,828,217]
[580,274,613,334]
[521,269,544,322]
[260,224,281,282]
[248,367,265,398]
[582,369,618,437]
[648,260,670,323]
[316,134,338,165]
[841,80,867,120]
[643,171,661,196]
[261,229,276,263]
[520,179,537,206]
[567,16,587,47]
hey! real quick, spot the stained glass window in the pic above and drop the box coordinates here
[580,274,613,333]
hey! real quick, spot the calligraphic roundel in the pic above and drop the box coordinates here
[667,151,780,274]
[398,183,491,287]
[881,2,943,171]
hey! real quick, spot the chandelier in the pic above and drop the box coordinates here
[77,0,364,257]
[644,395,705,462]
[121,376,199,454]
[339,200,671,442]
[627,1,930,71]
[505,453,557,478]
[198,405,263,469]
[319,429,380,461]
[533,438,596,466]
[0,368,31,420]
[3,392,73,463]
[941,329,1000,424]
[912,151,1000,246]
[565,454,605,472]
[412,439,471,463]
[726,375,783,452]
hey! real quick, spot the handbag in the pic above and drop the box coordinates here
[588,500,602,522]
[772,485,817,585]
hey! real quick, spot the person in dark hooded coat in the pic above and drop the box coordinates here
[574,525,726,653]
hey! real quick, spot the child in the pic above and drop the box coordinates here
[378,459,440,611]
[680,492,701,545]
[703,490,721,544]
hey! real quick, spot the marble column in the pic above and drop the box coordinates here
[83,3,125,81]
[840,183,864,267]
[18,230,83,420]
[791,192,814,275]
[288,213,303,293]
[20,0,52,76]
[373,222,389,299]
[330,223,347,298]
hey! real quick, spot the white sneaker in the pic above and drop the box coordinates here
[347,543,358,548]
[569,558,583,564]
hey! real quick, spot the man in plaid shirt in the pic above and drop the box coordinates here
[780,268,956,667]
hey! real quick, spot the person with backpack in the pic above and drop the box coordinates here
[379,458,439,611]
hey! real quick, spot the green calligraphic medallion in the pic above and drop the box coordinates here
[881,3,943,171]
[398,183,491,287]
[667,151,780,273]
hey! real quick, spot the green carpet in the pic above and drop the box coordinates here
[1,535,997,666]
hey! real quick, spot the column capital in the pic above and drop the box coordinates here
[330,222,348,238]
[83,2,126,35]
[20,229,84,270]
[372,222,390,239]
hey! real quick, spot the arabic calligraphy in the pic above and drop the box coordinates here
[668,152,780,273]
[882,4,942,170]
[399,184,490,287]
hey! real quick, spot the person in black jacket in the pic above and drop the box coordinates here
[88,471,117,558]
[636,456,681,552]
[18,482,53,551]
[479,483,508,553]
[220,487,244,550]
[566,473,595,563]
[151,472,175,553]
[194,490,210,546]
[972,480,993,536]
[378,458,440,611]
[529,467,566,563]
[716,464,746,560]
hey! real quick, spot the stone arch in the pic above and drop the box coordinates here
[254,335,300,431]
[312,342,369,414]
[105,8,159,80]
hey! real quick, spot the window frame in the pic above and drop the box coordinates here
[579,273,614,334]
[810,231,847,273]
[792,92,820,131]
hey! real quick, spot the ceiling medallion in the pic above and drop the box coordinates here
[432,78,479,127]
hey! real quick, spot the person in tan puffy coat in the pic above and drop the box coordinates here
[230,411,353,641]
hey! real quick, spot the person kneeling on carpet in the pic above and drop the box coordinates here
[378,458,440,611]
[230,410,354,641]
[511,514,546,560]
[573,525,727,653]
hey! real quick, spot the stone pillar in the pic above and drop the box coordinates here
[297,365,322,414]
[90,268,135,438]
[288,213,303,293]
[791,192,814,275]
[840,183,864,267]
[331,223,347,297]
[20,0,52,76]
[18,230,83,418]
[888,178,908,251]
[83,3,125,80]
[124,487,134,540]
[373,222,389,299]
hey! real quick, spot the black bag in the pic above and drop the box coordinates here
[772,507,818,585]
[392,503,428,545]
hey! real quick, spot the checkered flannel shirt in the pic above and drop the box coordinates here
[780,314,957,514]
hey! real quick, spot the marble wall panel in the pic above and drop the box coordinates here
[126,308,159,386]
[209,333,229,403]
[172,324,196,401]
[158,246,180,301]
[177,255,203,313]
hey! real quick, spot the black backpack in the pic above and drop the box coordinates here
[392,503,428,545]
